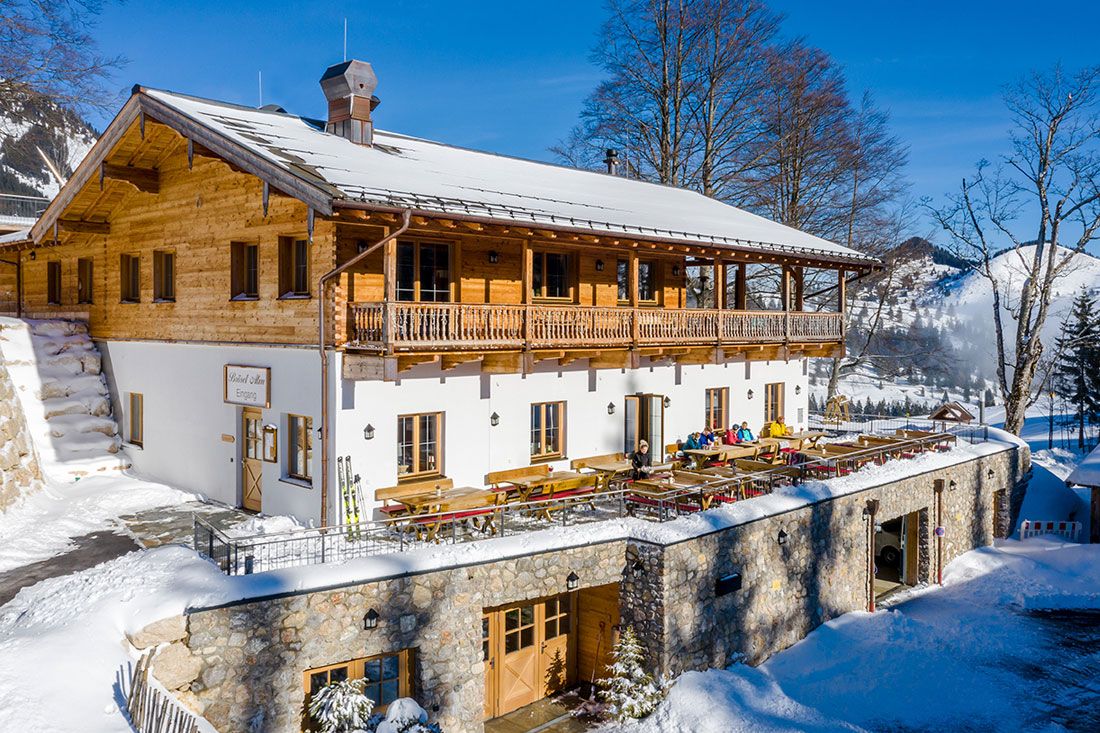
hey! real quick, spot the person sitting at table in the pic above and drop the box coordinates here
[700,426,716,446]
[736,421,755,442]
[724,424,740,444]
[631,439,653,480]
[766,415,794,438]
[683,432,702,451]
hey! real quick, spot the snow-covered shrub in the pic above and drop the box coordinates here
[597,625,663,722]
[308,678,374,733]
[372,698,442,733]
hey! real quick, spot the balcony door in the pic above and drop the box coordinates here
[624,394,664,456]
[397,241,451,302]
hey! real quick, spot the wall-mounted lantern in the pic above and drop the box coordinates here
[747,389,754,400]
[607,402,615,415]
[363,424,375,440]
[490,412,500,427]
[631,559,645,575]
[488,250,499,264]
[566,571,579,591]
[795,385,802,395]
[949,480,958,492]
[777,529,788,546]
[986,469,994,479]
[595,259,605,272]
[363,608,380,630]
[663,396,671,409]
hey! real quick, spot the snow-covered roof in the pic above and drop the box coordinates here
[0,227,30,244]
[134,88,875,267]
[1066,443,1100,488]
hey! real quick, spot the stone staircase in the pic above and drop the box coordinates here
[0,317,130,482]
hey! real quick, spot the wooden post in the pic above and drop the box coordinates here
[735,263,747,310]
[793,266,804,311]
[934,479,945,584]
[781,266,791,344]
[382,233,396,354]
[866,498,879,612]
[713,260,724,310]
[838,268,847,342]
[629,252,639,346]
[521,239,532,349]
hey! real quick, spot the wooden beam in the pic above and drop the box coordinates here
[589,350,637,370]
[58,218,109,235]
[441,353,483,371]
[558,350,602,366]
[397,354,439,372]
[481,352,524,374]
[100,162,159,194]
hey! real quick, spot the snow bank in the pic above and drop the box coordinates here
[0,546,233,733]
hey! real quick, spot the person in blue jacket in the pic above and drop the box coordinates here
[736,421,755,442]
[683,432,702,451]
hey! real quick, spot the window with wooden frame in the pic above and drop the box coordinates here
[397,412,442,478]
[287,414,312,482]
[230,242,259,300]
[705,387,728,431]
[128,392,143,447]
[119,253,140,303]
[396,241,451,302]
[764,382,784,424]
[543,594,571,639]
[532,249,574,300]
[46,261,61,305]
[77,258,93,304]
[278,236,311,298]
[637,259,658,303]
[153,250,175,302]
[616,259,629,302]
[530,401,565,460]
[303,650,412,723]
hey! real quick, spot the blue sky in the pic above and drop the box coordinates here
[90,0,1100,244]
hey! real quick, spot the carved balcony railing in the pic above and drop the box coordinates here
[346,302,843,352]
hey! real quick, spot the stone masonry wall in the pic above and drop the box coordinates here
[646,447,1026,674]
[0,359,41,510]
[175,445,1027,733]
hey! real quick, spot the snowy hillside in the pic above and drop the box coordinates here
[0,97,97,198]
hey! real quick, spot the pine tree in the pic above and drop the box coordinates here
[1053,290,1100,450]
[597,626,663,722]
[308,678,374,733]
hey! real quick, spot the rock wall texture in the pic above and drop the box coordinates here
[0,359,41,511]
[175,445,1027,733]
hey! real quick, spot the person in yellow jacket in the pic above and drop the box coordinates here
[767,416,793,438]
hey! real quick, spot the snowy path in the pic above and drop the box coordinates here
[610,539,1100,733]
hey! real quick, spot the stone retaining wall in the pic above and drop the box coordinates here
[173,444,1027,733]
[0,359,41,510]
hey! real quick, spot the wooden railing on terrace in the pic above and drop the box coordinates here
[346,301,842,351]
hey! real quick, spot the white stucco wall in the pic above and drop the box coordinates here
[334,355,809,522]
[96,339,808,528]
[98,340,322,523]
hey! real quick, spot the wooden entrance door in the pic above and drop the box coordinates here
[484,594,575,720]
[241,407,263,512]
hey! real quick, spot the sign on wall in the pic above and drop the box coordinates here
[223,365,271,408]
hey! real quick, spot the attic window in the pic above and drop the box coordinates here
[278,237,310,298]
[230,242,259,300]
[120,254,140,303]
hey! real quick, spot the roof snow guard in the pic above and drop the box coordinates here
[28,84,880,268]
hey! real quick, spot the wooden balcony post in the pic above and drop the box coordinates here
[782,266,791,344]
[382,236,397,354]
[838,268,847,342]
[735,263,747,310]
[629,252,639,345]
[522,239,532,348]
[714,260,724,310]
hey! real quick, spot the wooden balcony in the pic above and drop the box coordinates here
[345,301,843,354]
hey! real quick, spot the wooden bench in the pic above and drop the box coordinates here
[374,477,454,517]
[484,464,551,489]
[570,452,624,470]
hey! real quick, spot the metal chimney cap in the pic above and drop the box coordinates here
[320,60,378,102]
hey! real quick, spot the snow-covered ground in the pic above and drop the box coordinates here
[609,537,1100,733]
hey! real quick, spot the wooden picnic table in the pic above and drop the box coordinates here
[683,442,763,468]
[395,486,506,541]
[778,431,828,450]
[504,470,593,501]
[632,472,740,510]
[581,458,633,490]
[895,429,957,449]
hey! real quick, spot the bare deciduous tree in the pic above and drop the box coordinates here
[928,65,1100,435]
[0,0,123,116]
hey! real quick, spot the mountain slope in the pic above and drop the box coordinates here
[0,97,97,198]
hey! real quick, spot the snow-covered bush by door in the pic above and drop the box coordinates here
[308,678,374,733]
[372,698,442,733]
[597,625,664,722]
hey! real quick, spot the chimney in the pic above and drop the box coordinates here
[320,60,380,145]
[604,148,619,175]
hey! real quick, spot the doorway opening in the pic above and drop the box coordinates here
[874,510,923,600]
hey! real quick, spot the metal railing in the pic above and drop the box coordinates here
[195,423,996,576]
[0,193,49,221]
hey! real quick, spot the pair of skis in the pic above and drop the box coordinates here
[337,455,365,541]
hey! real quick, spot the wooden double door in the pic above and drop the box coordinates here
[483,593,574,719]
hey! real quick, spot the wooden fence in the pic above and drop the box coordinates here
[126,651,202,733]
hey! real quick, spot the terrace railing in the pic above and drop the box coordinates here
[346,301,842,351]
[196,425,994,577]
[0,193,49,223]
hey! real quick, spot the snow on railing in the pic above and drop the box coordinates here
[1018,520,1082,542]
